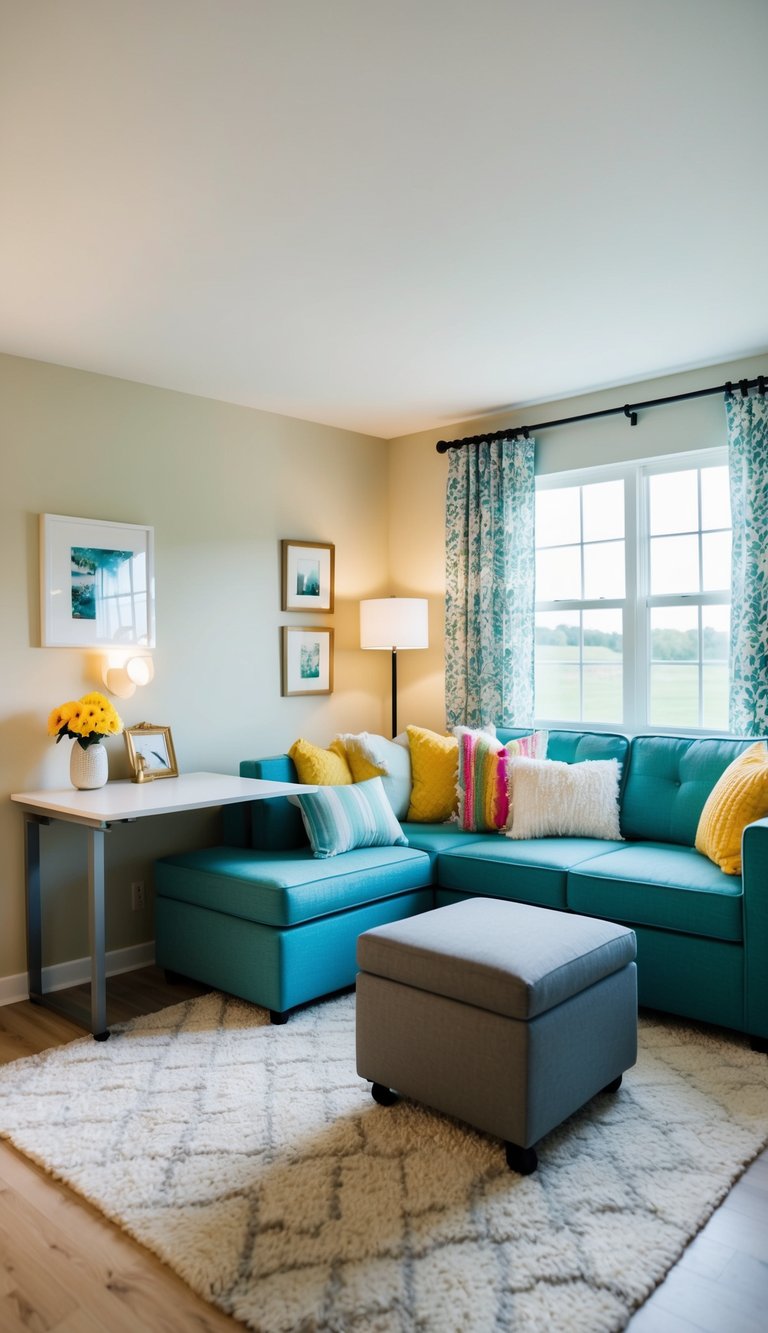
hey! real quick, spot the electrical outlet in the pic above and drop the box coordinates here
[131,881,146,911]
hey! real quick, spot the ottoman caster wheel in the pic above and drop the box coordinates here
[371,1082,398,1107]
[602,1074,622,1094]
[505,1142,538,1175]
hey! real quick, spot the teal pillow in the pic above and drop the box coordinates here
[294,776,408,859]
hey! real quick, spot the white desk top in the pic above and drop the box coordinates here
[10,771,315,828]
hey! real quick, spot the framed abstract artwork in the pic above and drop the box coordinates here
[281,539,334,613]
[281,626,334,696]
[40,513,155,648]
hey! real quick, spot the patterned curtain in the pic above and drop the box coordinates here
[727,392,768,735]
[445,437,535,728]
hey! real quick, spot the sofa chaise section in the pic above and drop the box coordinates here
[155,755,434,1021]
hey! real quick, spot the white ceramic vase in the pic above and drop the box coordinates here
[70,740,108,790]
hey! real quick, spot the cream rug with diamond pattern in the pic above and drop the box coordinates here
[2,991,768,1332]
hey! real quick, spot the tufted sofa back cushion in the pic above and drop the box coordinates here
[497,728,629,769]
[545,729,629,768]
[621,736,755,846]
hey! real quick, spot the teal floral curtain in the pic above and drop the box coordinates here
[445,437,535,728]
[727,391,768,735]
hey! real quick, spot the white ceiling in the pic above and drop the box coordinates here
[2,1,767,439]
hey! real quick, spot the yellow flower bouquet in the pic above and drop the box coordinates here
[48,692,123,750]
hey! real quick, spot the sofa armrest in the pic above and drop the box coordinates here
[219,756,302,847]
[741,817,768,1038]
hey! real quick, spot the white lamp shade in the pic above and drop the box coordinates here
[360,598,429,650]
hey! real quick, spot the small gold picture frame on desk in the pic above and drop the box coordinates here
[125,723,178,782]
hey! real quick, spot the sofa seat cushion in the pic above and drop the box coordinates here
[437,837,625,910]
[155,844,432,928]
[567,843,743,942]
[400,822,489,864]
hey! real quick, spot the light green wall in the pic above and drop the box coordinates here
[1,353,393,981]
[387,354,768,734]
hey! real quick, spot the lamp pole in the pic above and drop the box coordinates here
[391,647,398,739]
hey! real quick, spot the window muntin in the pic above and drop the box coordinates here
[648,465,731,597]
[535,483,626,601]
[534,478,626,726]
[645,462,730,732]
[534,452,731,734]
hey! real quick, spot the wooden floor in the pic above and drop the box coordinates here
[1,972,767,1333]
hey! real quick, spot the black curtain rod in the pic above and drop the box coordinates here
[435,373,768,452]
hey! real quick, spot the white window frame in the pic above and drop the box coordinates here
[534,446,731,737]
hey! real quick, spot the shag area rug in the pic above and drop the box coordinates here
[1,993,768,1333]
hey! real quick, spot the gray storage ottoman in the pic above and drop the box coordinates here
[356,897,637,1173]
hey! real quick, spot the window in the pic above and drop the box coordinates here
[534,450,731,733]
[535,479,625,725]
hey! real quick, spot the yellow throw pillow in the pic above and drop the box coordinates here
[288,738,352,785]
[339,738,382,784]
[406,725,458,823]
[695,741,768,875]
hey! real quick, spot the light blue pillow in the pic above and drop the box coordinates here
[295,776,408,859]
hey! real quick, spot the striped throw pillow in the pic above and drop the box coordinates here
[294,776,408,859]
[508,730,549,759]
[455,729,510,832]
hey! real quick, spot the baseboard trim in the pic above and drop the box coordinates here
[0,941,156,1007]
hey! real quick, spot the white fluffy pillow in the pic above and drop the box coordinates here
[506,757,622,841]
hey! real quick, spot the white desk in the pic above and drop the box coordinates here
[11,772,314,1039]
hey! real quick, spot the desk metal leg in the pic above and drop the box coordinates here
[25,815,110,1041]
[88,827,109,1041]
[25,816,44,1002]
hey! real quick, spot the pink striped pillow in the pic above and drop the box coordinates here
[455,730,510,832]
[508,730,548,759]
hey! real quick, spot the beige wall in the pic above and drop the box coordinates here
[4,348,768,990]
[1,353,393,983]
[388,354,768,734]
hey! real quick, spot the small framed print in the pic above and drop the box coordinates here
[281,626,334,696]
[40,513,155,648]
[281,540,334,613]
[124,723,178,780]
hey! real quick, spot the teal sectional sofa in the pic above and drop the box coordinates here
[154,729,768,1044]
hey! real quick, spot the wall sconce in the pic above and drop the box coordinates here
[360,597,429,737]
[102,652,155,699]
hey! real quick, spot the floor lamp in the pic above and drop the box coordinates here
[360,597,429,738]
